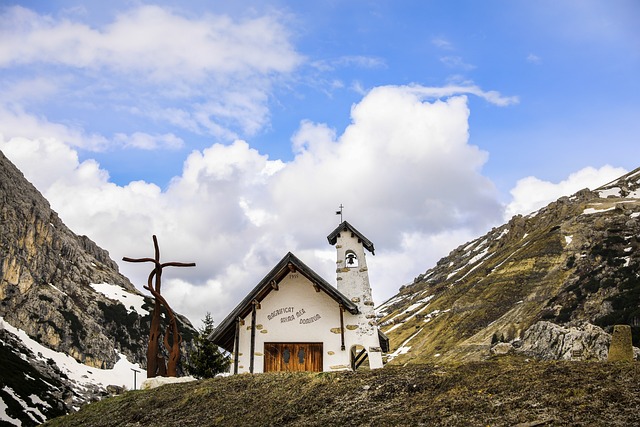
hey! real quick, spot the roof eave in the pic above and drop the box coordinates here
[327,221,375,254]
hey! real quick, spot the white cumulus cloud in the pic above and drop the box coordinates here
[0,5,302,145]
[0,5,300,79]
[0,85,519,327]
[505,165,628,219]
[0,107,109,151]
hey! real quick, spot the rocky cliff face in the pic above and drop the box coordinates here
[0,150,195,425]
[379,167,640,364]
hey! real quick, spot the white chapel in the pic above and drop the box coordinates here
[209,221,389,373]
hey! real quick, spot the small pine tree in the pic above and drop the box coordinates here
[187,313,230,378]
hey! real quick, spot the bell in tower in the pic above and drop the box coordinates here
[345,251,358,267]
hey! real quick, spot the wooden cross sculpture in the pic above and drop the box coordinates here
[123,235,195,378]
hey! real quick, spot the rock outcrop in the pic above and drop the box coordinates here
[495,321,611,360]
[0,150,147,368]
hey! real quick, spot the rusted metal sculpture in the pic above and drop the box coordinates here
[123,235,195,377]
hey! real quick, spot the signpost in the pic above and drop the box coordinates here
[131,367,140,390]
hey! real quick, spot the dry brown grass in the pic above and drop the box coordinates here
[44,359,640,427]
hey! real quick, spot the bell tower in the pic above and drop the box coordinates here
[327,220,384,369]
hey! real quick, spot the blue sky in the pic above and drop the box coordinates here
[1,0,638,325]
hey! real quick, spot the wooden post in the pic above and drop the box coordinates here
[234,317,241,374]
[249,301,258,373]
[608,324,634,362]
[339,305,345,351]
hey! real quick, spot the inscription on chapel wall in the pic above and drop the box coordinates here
[263,274,324,324]
[266,306,322,324]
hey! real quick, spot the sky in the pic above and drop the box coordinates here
[0,0,638,328]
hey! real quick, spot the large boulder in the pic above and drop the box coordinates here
[512,321,610,360]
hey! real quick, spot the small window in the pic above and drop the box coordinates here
[345,250,358,268]
[283,347,290,364]
[298,348,305,364]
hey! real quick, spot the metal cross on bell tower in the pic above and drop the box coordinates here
[335,204,344,223]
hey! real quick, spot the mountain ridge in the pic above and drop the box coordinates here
[0,150,195,426]
[378,166,640,364]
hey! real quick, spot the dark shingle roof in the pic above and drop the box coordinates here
[327,221,375,254]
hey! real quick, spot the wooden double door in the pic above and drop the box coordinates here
[264,342,323,372]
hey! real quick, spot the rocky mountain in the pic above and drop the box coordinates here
[0,150,195,426]
[379,167,640,364]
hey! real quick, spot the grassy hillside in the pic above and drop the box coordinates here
[43,360,639,426]
[379,188,640,364]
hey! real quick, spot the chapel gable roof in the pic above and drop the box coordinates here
[209,252,359,351]
[327,221,375,254]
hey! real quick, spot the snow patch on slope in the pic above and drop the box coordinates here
[598,187,621,198]
[0,393,21,426]
[386,331,420,362]
[376,294,407,316]
[90,283,149,316]
[2,386,46,425]
[582,206,616,215]
[382,296,434,332]
[0,317,146,392]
